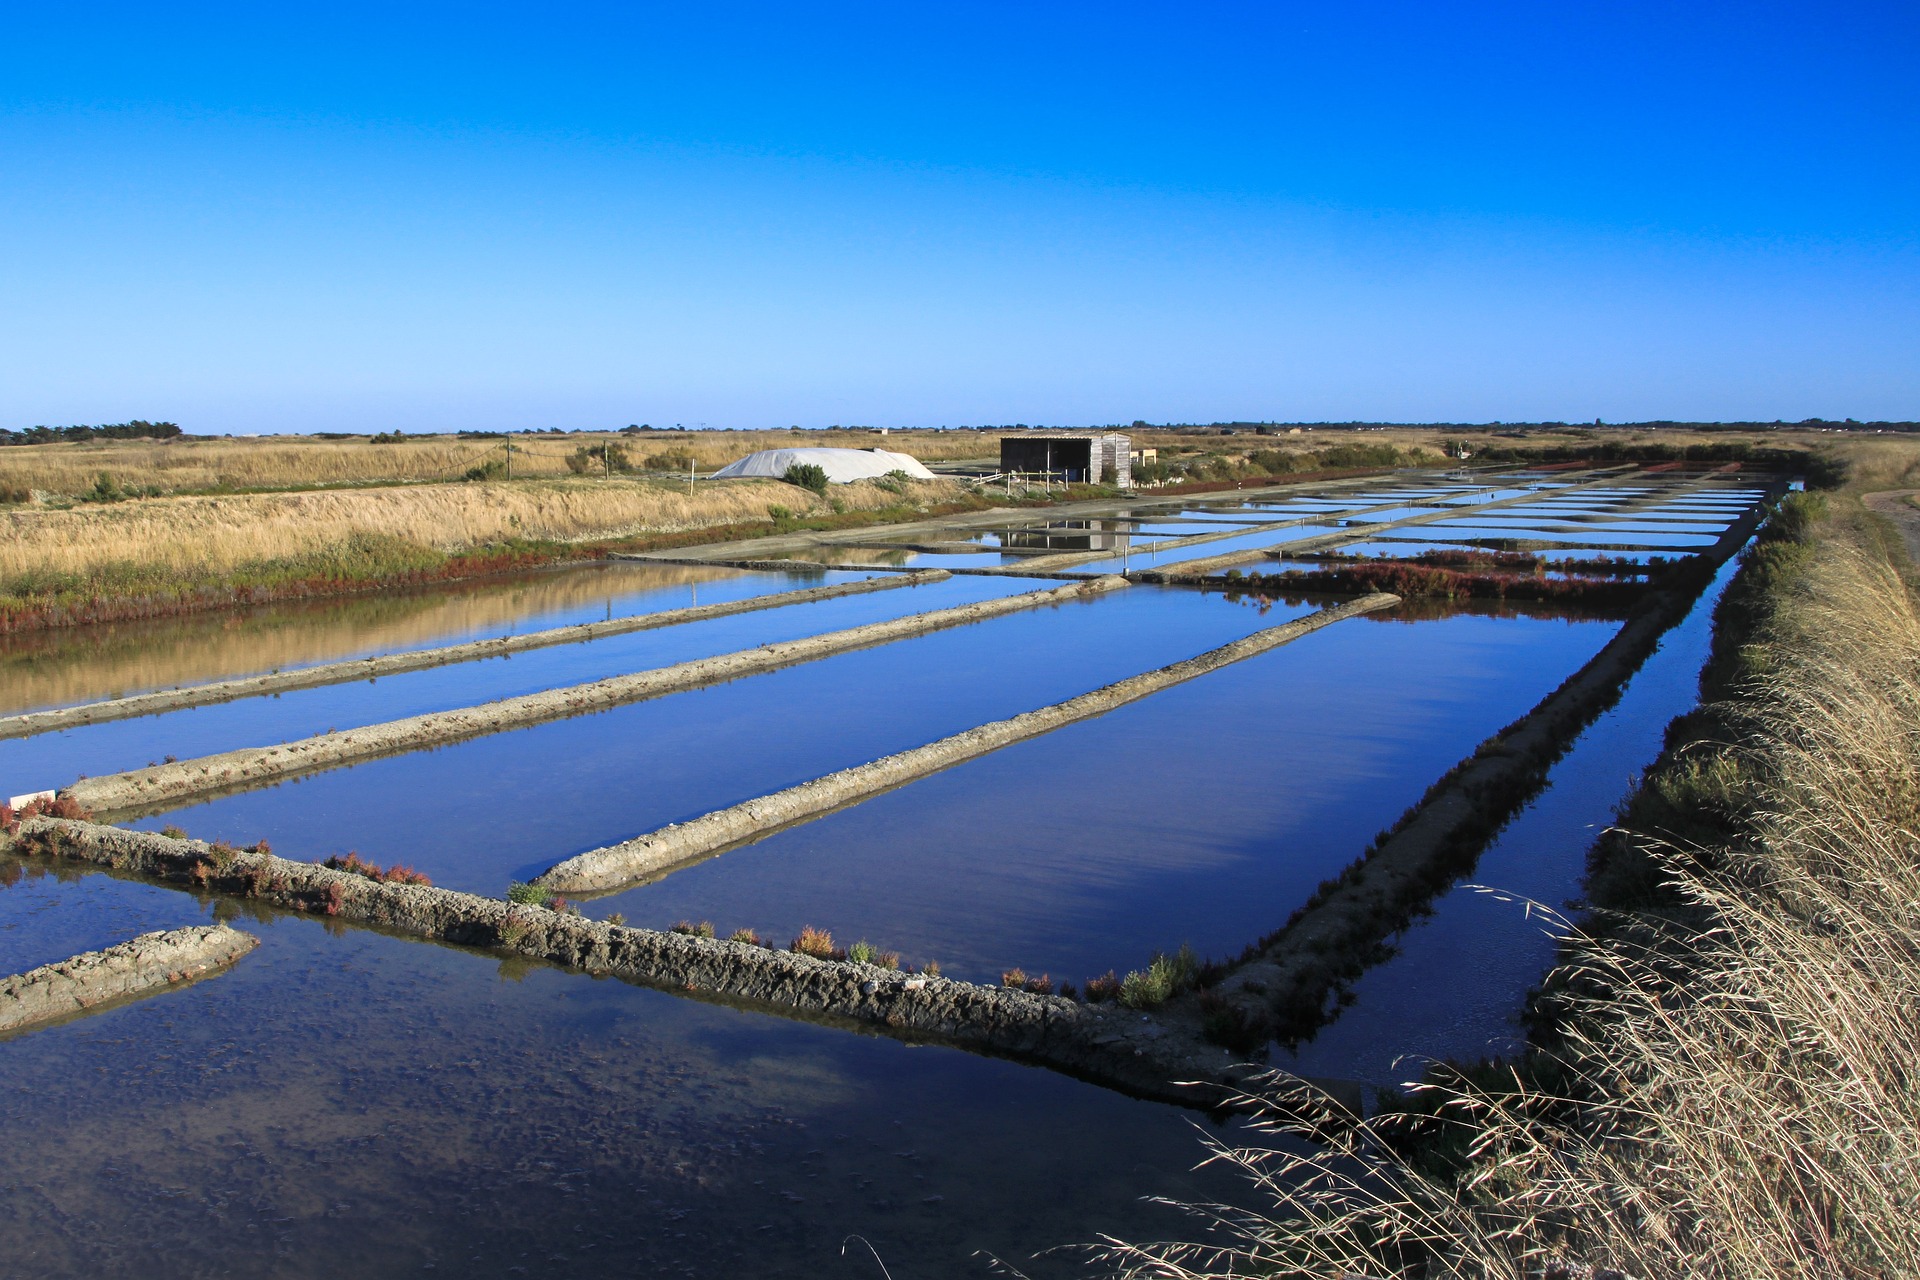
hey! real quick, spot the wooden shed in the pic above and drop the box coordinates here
[997,432,1133,487]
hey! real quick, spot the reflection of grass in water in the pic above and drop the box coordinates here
[0,560,750,714]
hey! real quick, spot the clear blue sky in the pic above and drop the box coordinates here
[3,2,1915,432]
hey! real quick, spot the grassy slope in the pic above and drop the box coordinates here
[0,477,993,632]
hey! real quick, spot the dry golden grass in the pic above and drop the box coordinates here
[0,429,995,497]
[1091,504,1920,1278]
[0,474,958,584]
[1820,437,1920,491]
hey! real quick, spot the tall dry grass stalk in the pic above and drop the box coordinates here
[1092,521,1920,1279]
[0,476,956,583]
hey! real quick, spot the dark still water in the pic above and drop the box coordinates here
[124,592,1616,985]
[0,880,1238,1279]
[0,480,1762,1277]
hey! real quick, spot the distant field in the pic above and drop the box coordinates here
[0,423,1854,502]
[0,472,968,632]
[0,429,996,499]
[0,422,1863,633]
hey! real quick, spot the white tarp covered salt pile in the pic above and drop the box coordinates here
[709,447,937,484]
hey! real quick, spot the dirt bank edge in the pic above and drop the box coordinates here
[0,923,258,1035]
[4,819,1251,1106]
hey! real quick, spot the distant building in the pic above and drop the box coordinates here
[998,432,1132,487]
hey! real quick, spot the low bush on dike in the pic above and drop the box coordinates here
[0,792,91,834]
[504,880,578,915]
[1219,560,1653,607]
[782,462,830,494]
[654,920,930,973]
[322,851,431,886]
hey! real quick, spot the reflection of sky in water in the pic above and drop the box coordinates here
[0,868,1234,1277]
[598,610,1619,984]
[1417,522,1721,547]
[0,574,1042,788]
[127,589,1316,892]
[1283,551,1741,1090]
[126,593,1614,987]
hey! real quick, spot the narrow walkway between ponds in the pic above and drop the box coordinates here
[0,570,950,739]
[535,593,1399,894]
[58,577,1128,816]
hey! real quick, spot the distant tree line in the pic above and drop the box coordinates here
[1,420,181,446]
[1116,419,1920,434]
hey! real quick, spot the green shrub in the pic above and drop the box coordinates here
[791,926,836,959]
[1118,944,1200,1009]
[506,881,551,906]
[783,462,830,494]
[463,456,507,481]
[848,940,877,965]
[566,443,634,474]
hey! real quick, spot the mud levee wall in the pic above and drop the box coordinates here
[626,556,1103,581]
[0,923,257,1035]
[0,570,950,740]
[539,592,1402,894]
[5,819,1251,1107]
[1196,481,1788,1039]
[61,575,1128,818]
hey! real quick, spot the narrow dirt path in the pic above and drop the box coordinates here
[1863,490,1920,564]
